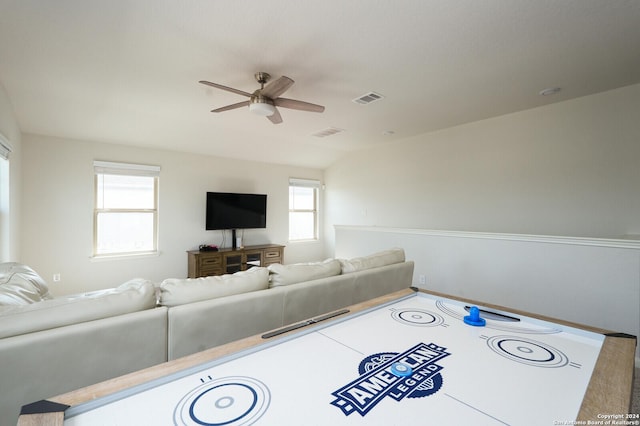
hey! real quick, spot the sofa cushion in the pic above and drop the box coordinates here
[339,248,405,273]
[268,259,341,287]
[0,278,156,338]
[0,262,52,305]
[159,267,269,307]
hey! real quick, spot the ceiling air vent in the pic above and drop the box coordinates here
[352,91,384,105]
[312,127,344,138]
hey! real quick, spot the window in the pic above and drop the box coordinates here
[0,133,11,262]
[289,178,320,241]
[94,161,160,256]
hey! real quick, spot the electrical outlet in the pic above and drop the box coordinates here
[418,274,426,285]
[53,273,61,282]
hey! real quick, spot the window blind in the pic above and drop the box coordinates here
[0,132,12,161]
[93,160,160,177]
[289,177,320,188]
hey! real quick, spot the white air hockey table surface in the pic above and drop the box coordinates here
[19,288,637,426]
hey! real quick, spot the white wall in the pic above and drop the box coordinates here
[335,226,639,345]
[0,82,21,262]
[324,84,640,252]
[21,134,325,295]
[324,85,640,360]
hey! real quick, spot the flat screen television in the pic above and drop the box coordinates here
[206,192,267,231]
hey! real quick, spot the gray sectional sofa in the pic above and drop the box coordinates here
[0,248,414,426]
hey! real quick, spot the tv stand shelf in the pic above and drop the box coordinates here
[187,244,284,278]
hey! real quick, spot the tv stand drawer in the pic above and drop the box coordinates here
[263,248,283,266]
[201,257,221,267]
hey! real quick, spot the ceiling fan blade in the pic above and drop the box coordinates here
[267,107,283,124]
[199,80,252,98]
[261,76,294,99]
[211,100,250,113]
[275,97,325,113]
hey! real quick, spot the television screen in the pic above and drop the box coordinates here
[206,192,267,230]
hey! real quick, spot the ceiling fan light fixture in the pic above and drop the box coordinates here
[249,97,276,116]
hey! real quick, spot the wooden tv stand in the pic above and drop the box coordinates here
[187,244,284,278]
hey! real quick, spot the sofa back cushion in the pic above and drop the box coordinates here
[339,248,405,273]
[167,288,285,360]
[159,267,269,307]
[0,263,52,305]
[0,278,157,339]
[0,307,168,426]
[281,273,357,325]
[268,259,341,287]
[352,261,414,304]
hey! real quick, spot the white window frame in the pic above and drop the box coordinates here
[288,178,320,242]
[93,161,160,257]
[0,132,12,262]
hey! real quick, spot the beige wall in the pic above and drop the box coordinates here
[21,135,324,295]
[324,84,640,253]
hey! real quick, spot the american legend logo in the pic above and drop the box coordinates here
[330,342,450,416]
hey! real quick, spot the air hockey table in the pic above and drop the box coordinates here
[18,288,637,425]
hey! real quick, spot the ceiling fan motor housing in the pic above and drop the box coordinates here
[254,72,271,85]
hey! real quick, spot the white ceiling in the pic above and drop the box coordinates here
[0,0,638,169]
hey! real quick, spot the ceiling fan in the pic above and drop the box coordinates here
[199,72,325,124]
